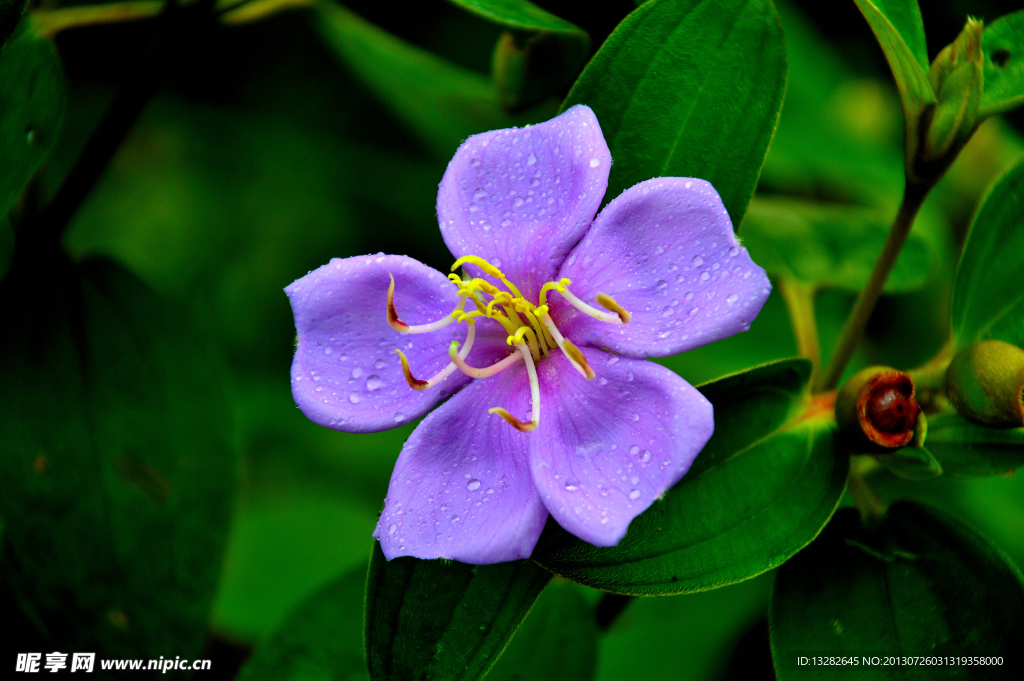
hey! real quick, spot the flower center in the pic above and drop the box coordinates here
[386,255,630,432]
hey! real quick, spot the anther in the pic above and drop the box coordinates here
[387,274,467,334]
[596,293,632,324]
[556,288,630,325]
[396,322,477,390]
[489,342,539,432]
[538,310,595,379]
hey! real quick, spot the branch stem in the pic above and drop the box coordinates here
[778,278,821,382]
[816,181,932,392]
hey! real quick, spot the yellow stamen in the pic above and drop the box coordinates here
[451,255,524,299]
[509,326,541,361]
[539,278,571,307]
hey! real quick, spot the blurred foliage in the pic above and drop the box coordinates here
[2,0,1024,678]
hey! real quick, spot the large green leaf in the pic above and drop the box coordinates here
[741,197,937,292]
[951,157,1024,347]
[851,0,934,167]
[0,21,66,218]
[532,360,850,596]
[365,544,552,681]
[314,1,541,161]
[980,10,1024,118]
[561,0,786,225]
[770,503,1024,678]
[923,412,1024,477]
[237,562,369,681]
[0,257,236,659]
[485,581,598,681]
[448,0,589,110]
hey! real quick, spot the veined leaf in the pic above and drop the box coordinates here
[741,197,937,292]
[0,20,66,218]
[852,0,935,167]
[770,503,1024,678]
[365,544,551,681]
[0,257,236,658]
[980,10,1024,118]
[923,412,1024,477]
[314,1,539,160]
[951,156,1024,347]
[561,0,786,225]
[532,360,849,596]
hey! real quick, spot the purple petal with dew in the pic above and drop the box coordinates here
[373,363,548,564]
[437,105,610,301]
[528,348,712,547]
[286,253,509,433]
[553,178,771,358]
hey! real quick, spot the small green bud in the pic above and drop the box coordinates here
[920,18,984,165]
[836,366,920,451]
[945,339,1024,428]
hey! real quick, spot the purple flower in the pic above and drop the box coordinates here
[285,106,771,564]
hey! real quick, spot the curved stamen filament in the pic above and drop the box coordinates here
[449,342,524,379]
[509,326,541,361]
[538,310,595,380]
[388,274,467,333]
[554,287,630,325]
[451,255,524,299]
[539,278,571,307]
[489,342,539,432]
[396,321,476,391]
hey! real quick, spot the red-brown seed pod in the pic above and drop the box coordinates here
[836,366,920,451]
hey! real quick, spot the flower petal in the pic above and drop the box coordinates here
[528,348,712,547]
[437,105,610,300]
[553,178,771,358]
[373,364,548,564]
[286,254,509,433]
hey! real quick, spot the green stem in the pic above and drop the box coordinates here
[816,181,932,392]
[847,457,887,528]
[778,278,821,383]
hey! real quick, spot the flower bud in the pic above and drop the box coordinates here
[920,18,984,165]
[836,366,920,451]
[945,339,1024,428]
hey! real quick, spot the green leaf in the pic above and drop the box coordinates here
[0,257,236,658]
[561,0,786,225]
[0,0,26,48]
[314,1,542,161]
[485,581,598,681]
[851,0,935,166]
[365,544,552,681]
[951,156,1024,347]
[740,197,938,292]
[980,10,1024,118]
[922,412,1024,477]
[447,0,590,110]
[0,21,67,218]
[875,446,942,480]
[237,562,369,681]
[770,503,1024,677]
[532,359,850,596]
[854,0,928,71]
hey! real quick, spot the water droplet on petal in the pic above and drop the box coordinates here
[729,246,740,257]
[629,445,640,455]
[388,524,397,535]
[564,477,579,492]
[631,413,640,421]
[700,271,711,281]
[691,255,704,266]
[393,411,405,422]
[527,153,537,165]
[629,489,641,500]
[366,375,382,390]
[589,157,601,168]
[349,393,361,404]
[726,293,739,304]
[352,367,363,378]
[467,479,481,491]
